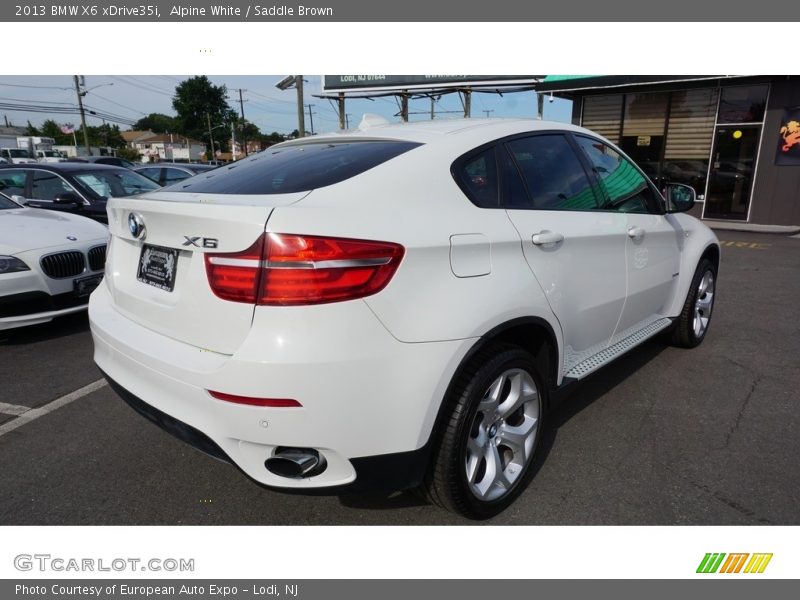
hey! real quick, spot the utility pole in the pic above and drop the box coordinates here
[236,88,248,156]
[463,89,472,118]
[400,91,409,122]
[306,104,315,135]
[430,97,435,120]
[483,110,494,118]
[73,75,91,156]
[345,113,351,129]
[206,112,216,163]
[338,93,346,130]
[537,92,545,119]
[231,120,236,161]
[296,76,305,137]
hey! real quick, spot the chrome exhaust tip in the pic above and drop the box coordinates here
[265,447,326,479]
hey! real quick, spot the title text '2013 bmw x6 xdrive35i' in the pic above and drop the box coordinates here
[89,119,719,518]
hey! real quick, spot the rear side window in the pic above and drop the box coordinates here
[506,135,598,210]
[454,147,499,208]
[166,141,421,195]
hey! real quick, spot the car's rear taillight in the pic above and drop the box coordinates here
[205,233,404,306]
[205,236,265,303]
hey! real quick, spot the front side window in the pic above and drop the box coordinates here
[31,170,76,201]
[506,134,597,210]
[575,136,658,213]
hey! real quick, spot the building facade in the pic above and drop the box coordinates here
[538,76,800,228]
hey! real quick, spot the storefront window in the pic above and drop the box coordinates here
[718,85,768,124]
[619,93,668,181]
[582,95,623,144]
[662,88,719,197]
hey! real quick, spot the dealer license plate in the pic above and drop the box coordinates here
[136,244,179,292]
[74,274,104,298]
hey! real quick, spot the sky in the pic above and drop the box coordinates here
[0,75,573,136]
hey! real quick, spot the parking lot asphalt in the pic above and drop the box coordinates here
[1,231,798,525]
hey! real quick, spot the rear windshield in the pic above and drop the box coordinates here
[164,140,421,195]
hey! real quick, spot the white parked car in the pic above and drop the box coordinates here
[0,192,108,331]
[89,119,719,518]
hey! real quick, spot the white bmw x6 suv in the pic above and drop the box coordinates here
[90,119,719,518]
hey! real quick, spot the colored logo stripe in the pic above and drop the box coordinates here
[697,553,773,574]
[719,553,749,573]
[744,553,773,573]
[697,553,726,573]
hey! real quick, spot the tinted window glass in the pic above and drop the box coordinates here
[163,167,191,185]
[0,194,20,209]
[498,146,529,209]
[167,141,421,195]
[576,136,657,213]
[506,135,597,210]
[137,167,162,183]
[31,170,75,200]
[455,147,498,208]
[73,169,159,199]
[0,170,27,196]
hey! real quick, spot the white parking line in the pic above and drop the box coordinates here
[0,379,108,438]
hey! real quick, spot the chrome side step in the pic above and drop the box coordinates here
[565,317,672,380]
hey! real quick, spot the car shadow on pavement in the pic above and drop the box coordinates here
[0,312,90,346]
[336,338,669,518]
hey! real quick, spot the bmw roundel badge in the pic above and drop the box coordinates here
[128,212,146,240]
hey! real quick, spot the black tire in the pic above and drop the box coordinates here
[423,343,545,519]
[671,257,717,348]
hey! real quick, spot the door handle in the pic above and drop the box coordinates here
[627,226,645,240]
[532,231,564,245]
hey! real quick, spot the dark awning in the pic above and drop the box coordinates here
[536,75,723,94]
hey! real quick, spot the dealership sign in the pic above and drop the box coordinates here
[322,75,540,93]
[775,106,800,165]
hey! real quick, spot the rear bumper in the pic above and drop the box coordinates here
[89,283,473,490]
[101,369,432,493]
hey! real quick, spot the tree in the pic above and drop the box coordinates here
[40,119,72,145]
[133,113,176,134]
[115,146,142,162]
[172,76,233,143]
[25,121,40,136]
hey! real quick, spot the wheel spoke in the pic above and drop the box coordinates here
[696,292,713,313]
[480,372,507,414]
[498,416,538,463]
[497,371,538,420]
[473,445,502,499]
[465,451,481,484]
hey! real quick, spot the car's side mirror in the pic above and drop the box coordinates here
[10,194,28,205]
[665,183,696,213]
[53,192,82,208]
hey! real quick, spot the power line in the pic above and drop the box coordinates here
[108,76,174,98]
[123,76,175,94]
[87,92,146,117]
[247,89,296,105]
[0,82,72,91]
